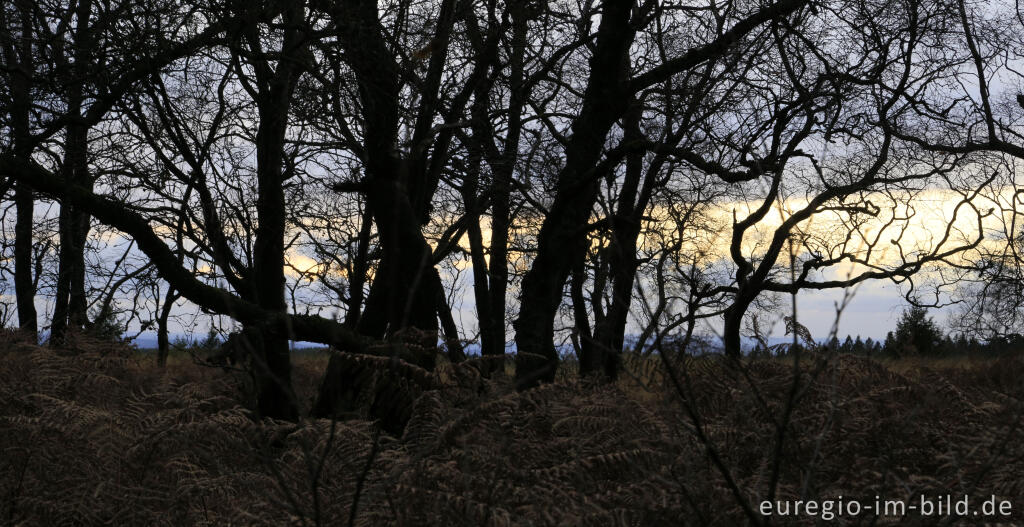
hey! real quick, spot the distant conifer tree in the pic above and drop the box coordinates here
[893,306,945,356]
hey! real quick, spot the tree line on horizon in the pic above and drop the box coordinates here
[743,306,1024,358]
[4,0,1024,422]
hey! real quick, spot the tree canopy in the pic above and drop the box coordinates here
[3,0,1024,421]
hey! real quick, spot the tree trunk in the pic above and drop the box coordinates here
[514,0,635,389]
[51,105,91,345]
[723,296,754,360]
[463,154,503,373]
[6,2,37,339]
[572,263,598,374]
[13,184,36,338]
[240,2,308,421]
[156,288,178,368]
[586,101,647,380]
[51,0,94,346]
[478,6,526,373]
[313,1,444,427]
[251,116,296,420]
[484,182,511,367]
[343,202,374,327]
[465,199,495,356]
[435,269,466,363]
[68,211,90,327]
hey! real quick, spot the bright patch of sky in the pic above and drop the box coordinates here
[5,183,1014,345]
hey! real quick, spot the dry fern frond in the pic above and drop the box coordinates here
[4,339,1024,526]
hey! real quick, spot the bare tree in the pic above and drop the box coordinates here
[4,0,1024,433]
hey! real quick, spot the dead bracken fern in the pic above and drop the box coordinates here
[2,335,1024,526]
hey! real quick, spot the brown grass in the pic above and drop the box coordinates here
[1,334,1023,526]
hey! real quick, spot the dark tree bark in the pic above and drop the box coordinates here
[513,0,635,389]
[238,2,310,421]
[570,261,594,367]
[13,184,35,338]
[156,287,178,368]
[464,173,495,357]
[722,300,751,359]
[461,3,527,376]
[586,101,651,380]
[51,0,95,345]
[1,1,38,339]
[436,269,466,363]
[515,0,813,386]
[312,0,447,421]
[343,202,374,327]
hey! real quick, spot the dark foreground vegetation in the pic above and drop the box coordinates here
[2,332,1022,526]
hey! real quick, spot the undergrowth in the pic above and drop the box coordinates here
[1,332,1023,526]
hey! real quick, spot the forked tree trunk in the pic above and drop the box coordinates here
[51,0,93,346]
[514,0,635,390]
[584,102,646,380]
[471,4,527,376]
[51,109,92,345]
[237,2,308,421]
[312,0,446,429]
